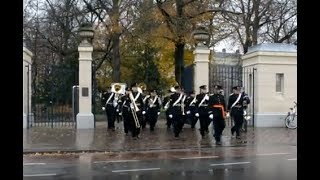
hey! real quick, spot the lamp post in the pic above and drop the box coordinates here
[192,27,210,94]
[76,23,95,129]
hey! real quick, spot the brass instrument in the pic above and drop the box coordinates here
[129,92,140,128]
[111,83,126,108]
[111,83,126,94]
[137,82,147,94]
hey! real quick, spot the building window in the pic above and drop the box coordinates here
[276,73,284,93]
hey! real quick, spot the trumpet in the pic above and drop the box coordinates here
[129,92,140,128]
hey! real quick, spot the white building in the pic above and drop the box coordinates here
[242,43,297,127]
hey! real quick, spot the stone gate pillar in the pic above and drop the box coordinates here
[192,27,210,94]
[76,24,95,129]
[23,45,33,128]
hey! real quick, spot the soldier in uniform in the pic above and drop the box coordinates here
[195,85,210,138]
[208,85,226,145]
[119,87,131,135]
[141,90,150,129]
[227,86,245,139]
[168,85,185,138]
[130,82,146,138]
[163,87,175,129]
[101,86,116,130]
[185,90,197,130]
[145,89,161,131]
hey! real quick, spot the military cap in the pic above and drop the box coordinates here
[213,85,222,89]
[232,85,241,90]
[174,85,180,89]
[130,82,138,88]
[199,85,207,89]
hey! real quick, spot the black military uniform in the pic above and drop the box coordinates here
[131,83,146,137]
[208,85,226,145]
[195,85,210,138]
[168,85,185,138]
[101,87,116,130]
[163,89,174,129]
[185,91,197,129]
[119,89,131,135]
[141,91,150,129]
[228,86,245,139]
[145,90,161,131]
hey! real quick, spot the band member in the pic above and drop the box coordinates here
[141,90,150,129]
[119,87,131,135]
[208,85,226,145]
[101,86,116,130]
[130,82,146,138]
[228,86,245,139]
[163,87,175,129]
[195,85,210,138]
[180,88,187,130]
[185,90,197,130]
[168,85,185,138]
[145,89,161,131]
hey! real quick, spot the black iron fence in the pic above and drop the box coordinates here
[27,65,78,128]
[209,65,255,128]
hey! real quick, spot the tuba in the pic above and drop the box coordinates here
[111,83,126,108]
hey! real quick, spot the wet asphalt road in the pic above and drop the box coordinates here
[23,147,296,180]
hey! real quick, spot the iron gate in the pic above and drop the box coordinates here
[27,65,78,128]
[209,65,255,128]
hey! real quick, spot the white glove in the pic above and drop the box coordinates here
[226,112,230,118]
[169,114,173,118]
[142,111,146,115]
[157,112,160,115]
[195,113,199,117]
[102,107,105,111]
[116,109,119,112]
[119,112,122,116]
[209,114,213,119]
[186,111,191,115]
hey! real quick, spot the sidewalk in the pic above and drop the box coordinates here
[23,120,297,153]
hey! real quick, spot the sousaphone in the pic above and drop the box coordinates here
[111,83,127,95]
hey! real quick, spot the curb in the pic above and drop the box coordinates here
[23,144,250,154]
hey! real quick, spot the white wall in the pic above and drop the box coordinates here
[242,44,297,127]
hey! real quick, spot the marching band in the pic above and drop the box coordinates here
[101,82,251,144]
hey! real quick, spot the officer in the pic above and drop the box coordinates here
[208,85,226,145]
[185,90,197,130]
[227,86,245,139]
[145,89,161,131]
[168,85,185,138]
[195,85,210,138]
[101,86,116,130]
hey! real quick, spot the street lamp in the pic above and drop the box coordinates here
[78,23,94,44]
[192,27,210,47]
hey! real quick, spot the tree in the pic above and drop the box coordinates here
[154,0,240,87]
[82,0,141,82]
[222,0,297,53]
[262,0,297,43]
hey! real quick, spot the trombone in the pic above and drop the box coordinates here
[129,92,140,128]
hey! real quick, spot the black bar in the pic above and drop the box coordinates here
[253,67,256,127]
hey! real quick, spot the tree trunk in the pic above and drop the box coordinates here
[112,34,121,82]
[174,43,185,87]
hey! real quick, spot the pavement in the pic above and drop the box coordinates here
[23,119,297,179]
[23,119,296,153]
